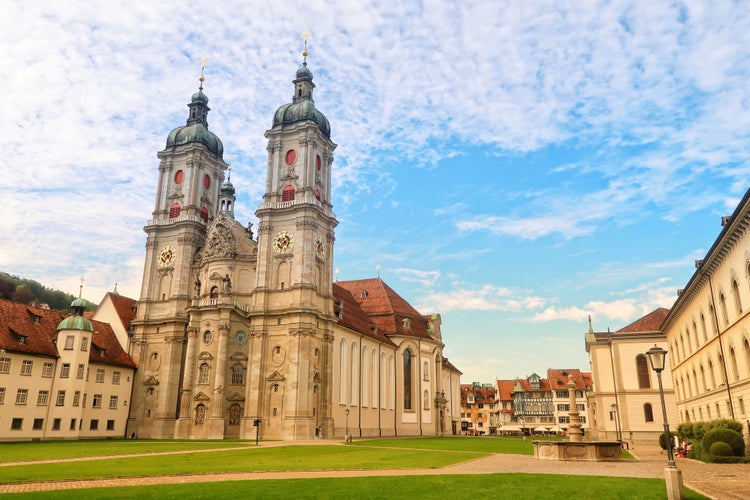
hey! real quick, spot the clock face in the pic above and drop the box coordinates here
[157,245,176,267]
[272,231,294,254]
[234,331,247,346]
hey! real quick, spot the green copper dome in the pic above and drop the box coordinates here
[221,177,235,196]
[57,298,93,332]
[272,63,331,138]
[165,89,224,156]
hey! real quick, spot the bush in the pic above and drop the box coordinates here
[677,422,694,440]
[659,431,677,450]
[703,428,745,457]
[712,419,743,434]
[709,441,734,456]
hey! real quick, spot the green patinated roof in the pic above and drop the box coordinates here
[57,315,94,332]
[166,123,224,156]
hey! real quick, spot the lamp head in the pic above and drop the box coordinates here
[646,344,668,372]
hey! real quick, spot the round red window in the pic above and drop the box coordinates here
[174,170,184,184]
[285,149,297,165]
[316,155,321,170]
[203,174,211,189]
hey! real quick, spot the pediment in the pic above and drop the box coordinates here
[227,392,245,401]
[230,352,248,361]
[209,271,224,281]
[193,391,210,401]
[198,351,213,360]
[267,370,285,382]
[143,375,159,386]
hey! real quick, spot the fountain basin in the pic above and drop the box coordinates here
[533,441,623,461]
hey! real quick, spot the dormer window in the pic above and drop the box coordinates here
[360,290,368,298]
[402,318,411,331]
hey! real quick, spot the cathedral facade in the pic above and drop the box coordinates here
[127,55,461,440]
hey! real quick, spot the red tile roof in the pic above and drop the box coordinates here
[546,368,593,390]
[617,308,669,333]
[0,298,135,368]
[441,356,462,375]
[336,278,432,339]
[333,284,394,346]
[105,292,137,331]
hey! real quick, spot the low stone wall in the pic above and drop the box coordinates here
[533,441,623,461]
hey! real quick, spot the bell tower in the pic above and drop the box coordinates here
[252,38,338,439]
[128,64,227,439]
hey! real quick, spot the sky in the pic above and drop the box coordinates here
[2,1,750,383]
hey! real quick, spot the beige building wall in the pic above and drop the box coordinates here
[662,196,750,437]
[586,314,678,446]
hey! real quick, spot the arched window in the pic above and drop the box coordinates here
[693,321,699,348]
[231,363,245,385]
[203,330,212,343]
[685,328,692,354]
[169,203,181,218]
[361,346,369,407]
[200,207,209,223]
[350,342,358,404]
[210,286,219,299]
[732,279,742,315]
[644,403,654,422]
[372,351,378,408]
[719,291,729,325]
[338,339,347,404]
[730,347,739,381]
[700,313,708,342]
[636,355,650,389]
[403,349,413,410]
[380,353,386,409]
[282,185,295,202]
[198,363,210,384]
[423,361,429,381]
[700,364,707,391]
[708,358,717,388]
[709,304,718,336]
[744,338,750,374]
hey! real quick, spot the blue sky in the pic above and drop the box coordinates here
[2,1,750,382]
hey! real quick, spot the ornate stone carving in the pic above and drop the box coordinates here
[204,222,236,259]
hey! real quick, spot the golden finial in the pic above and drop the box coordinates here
[198,56,209,90]
[301,30,312,63]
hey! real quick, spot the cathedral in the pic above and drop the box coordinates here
[127,49,462,440]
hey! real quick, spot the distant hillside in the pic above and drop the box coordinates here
[0,272,96,312]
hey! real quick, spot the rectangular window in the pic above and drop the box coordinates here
[0,387,5,404]
[96,369,105,383]
[32,418,44,430]
[52,418,61,431]
[20,360,33,376]
[90,419,99,430]
[76,364,85,379]
[92,394,102,408]
[64,335,75,350]
[557,404,569,411]
[69,419,77,431]
[42,362,53,378]
[73,391,81,407]
[11,418,23,430]
[56,390,66,406]
[0,357,11,374]
[109,396,118,409]
[106,420,115,431]
[60,363,70,378]
[80,337,88,351]
[82,393,87,408]
[37,390,49,406]
[112,371,121,385]
[556,390,568,398]
[16,389,28,405]
[559,416,570,423]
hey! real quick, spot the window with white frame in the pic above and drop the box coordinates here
[92,394,102,408]
[77,364,85,379]
[109,396,118,409]
[73,391,81,406]
[20,360,33,376]
[0,387,5,404]
[56,391,66,406]
[64,335,75,350]
[37,390,49,406]
[16,388,28,405]
[0,357,10,374]
[96,369,105,383]
[42,362,53,378]
[60,363,70,378]
[112,371,121,385]
[80,336,89,351]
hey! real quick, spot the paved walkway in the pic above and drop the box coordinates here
[0,441,748,499]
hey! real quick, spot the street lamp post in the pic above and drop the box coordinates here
[344,409,350,443]
[645,345,684,500]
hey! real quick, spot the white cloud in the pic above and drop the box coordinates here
[394,268,441,287]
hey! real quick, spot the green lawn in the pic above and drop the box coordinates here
[0,445,484,484]
[2,474,709,499]
[353,436,537,454]
[0,440,252,463]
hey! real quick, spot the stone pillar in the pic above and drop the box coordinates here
[567,375,583,442]
[208,323,229,438]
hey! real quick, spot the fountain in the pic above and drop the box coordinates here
[533,374,622,461]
